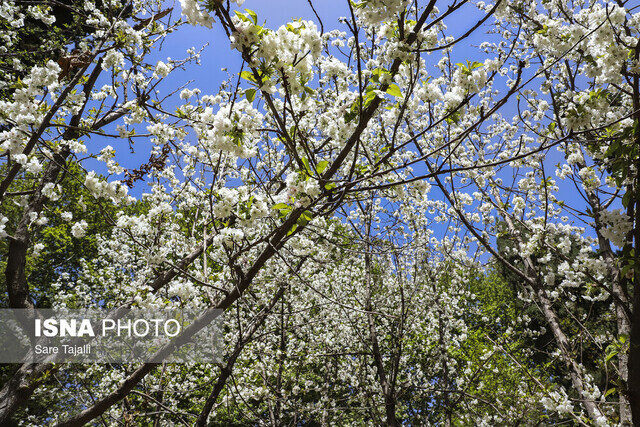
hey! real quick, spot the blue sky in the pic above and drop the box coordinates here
[94,0,494,185]
[88,1,352,192]
[93,0,578,227]
[81,0,600,255]
[157,0,350,101]
[160,0,492,94]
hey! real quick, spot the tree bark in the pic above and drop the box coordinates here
[624,39,640,427]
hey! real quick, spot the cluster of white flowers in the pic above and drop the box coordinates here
[321,56,349,79]
[102,49,125,71]
[0,2,24,29]
[71,220,88,238]
[451,64,487,95]
[285,173,321,207]
[212,187,269,224]
[218,227,245,246]
[188,98,263,158]
[41,183,61,201]
[84,171,129,203]
[27,5,55,25]
[541,390,574,415]
[578,167,600,192]
[260,21,322,63]
[179,0,214,28]
[599,209,632,247]
[153,60,172,79]
[352,0,412,25]
[0,60,60,157]
[0,215,8,238]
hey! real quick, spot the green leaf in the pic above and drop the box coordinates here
[240,70,256,83]
[234,10,249,22]
[301,157,311,174]
[604,388,617,398]
[364,89,377,107]
[317,160,329,174]
[386,84,402,98]
[350,0,368,9]
[371,68,392,84]
[12,77,26,90]
[245,88,256,102]
[605,344,619,362]
[445,110,461,124]
[344,104,359,123]
[288,223,298,235]
[324,182,336,190]
[245,9,258,24]
[273,203,292,219]
[297,210,313,226]
[536,24,548,35]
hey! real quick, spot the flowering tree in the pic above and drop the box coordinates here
[1,0,640,425]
